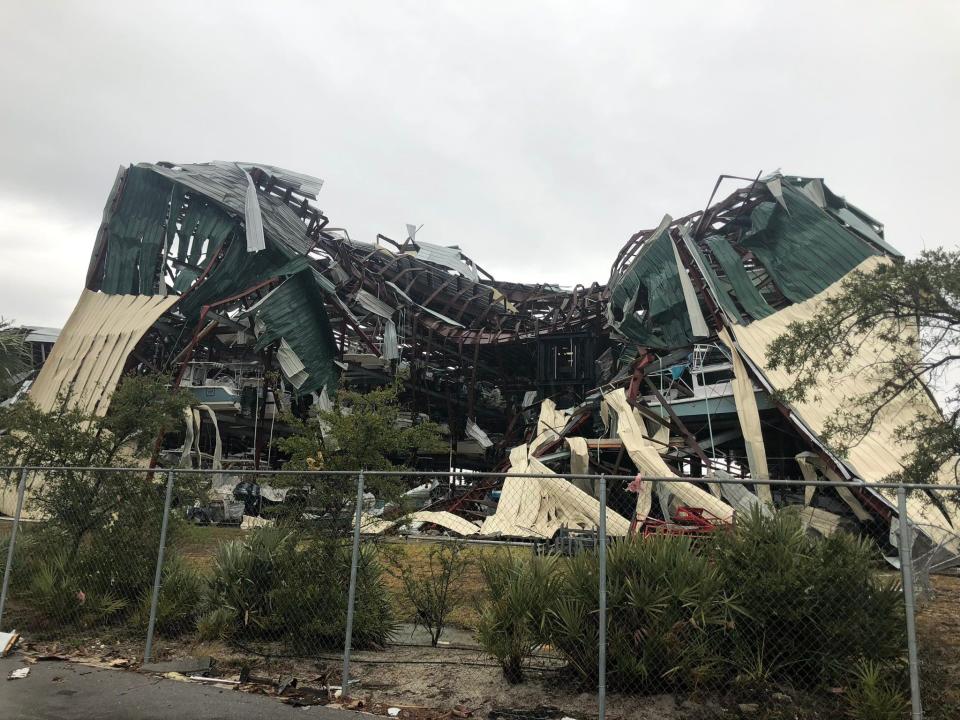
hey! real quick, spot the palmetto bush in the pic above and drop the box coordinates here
[132,555,204,637]
[476,552,561,683]
[198,527,395,650]
[713,507,905,688]
[476,509,904,696]
[549,535,740,692]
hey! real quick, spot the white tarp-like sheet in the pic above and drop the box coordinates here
[479,444,631,538]
[729,256,957,551]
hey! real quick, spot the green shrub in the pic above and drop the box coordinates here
[202,528,298,636]
[713,507,905,687]
[845,660,910,719]
[26,549,127,629]
[384,541,470,646]
[197,606,236,642]
[132,555,204,636]
[476,553,560,683]
[201,529,395,649]
[549,536,739,692]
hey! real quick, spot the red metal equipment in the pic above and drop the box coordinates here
[640,506,731,539]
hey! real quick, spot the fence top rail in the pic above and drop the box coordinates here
[0,464,957,492]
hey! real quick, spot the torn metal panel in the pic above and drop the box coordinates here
[465,418,493,449]
[718,328,772,504]
[730,255,958,553]
[604,388,736,522]
[242,168,266,253]
[249,269,338,395]
[480,443,631,538]
[28,290,178,414]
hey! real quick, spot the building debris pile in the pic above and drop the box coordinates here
[13,163,959,563]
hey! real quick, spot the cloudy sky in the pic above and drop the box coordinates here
[1,1,958,327]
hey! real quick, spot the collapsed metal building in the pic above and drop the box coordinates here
[18,162,959,561]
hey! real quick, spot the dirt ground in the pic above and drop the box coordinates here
[915,574,960,718]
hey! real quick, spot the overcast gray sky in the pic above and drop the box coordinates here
[1,1,958,327]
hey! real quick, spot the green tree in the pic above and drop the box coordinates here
[767,249,960,485]
[0,373,194,555]
[274,382,445,524]
[0,318,30,400]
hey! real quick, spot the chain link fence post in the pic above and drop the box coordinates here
[897,484,923,720]
[0,466,28,627]
[597,473,607,720]
[144,468,176,664]
[342,469,365,696]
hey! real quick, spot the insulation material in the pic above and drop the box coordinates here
[730,255,957,550]
[28,290,178,415]
[480,444,631,538]
[565,436,594,496]
[529,399,568,455]
[603,389,735,522]
[718,328,772,504]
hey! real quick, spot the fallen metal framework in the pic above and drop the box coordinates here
[20,163,959,561]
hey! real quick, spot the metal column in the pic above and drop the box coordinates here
[897,485,923,720]
[597,473,607,720]
[0,467,28,627]
[144,469,176,664]
[342,470,365,696]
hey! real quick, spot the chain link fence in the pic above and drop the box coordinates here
[0,466,958,718]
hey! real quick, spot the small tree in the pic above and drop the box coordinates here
[275,382,445,524]
[384,541,470,646]
[0,373,193,557]
[767,249,960,486]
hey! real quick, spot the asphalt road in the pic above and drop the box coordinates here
[0,655,356,720]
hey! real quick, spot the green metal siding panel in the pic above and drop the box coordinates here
[704,235,775,320]
[252,269,338,395]
[609,227,695,349]
[740,183,879,304]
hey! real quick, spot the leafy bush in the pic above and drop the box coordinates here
[132,555,204,636]
[384,542,470,646]
[845,660,910,719]
[550,536,739,692]
[25,549,127,629]
[200,528,395,650]
[713,507,905,687]
[476,553,560,683]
